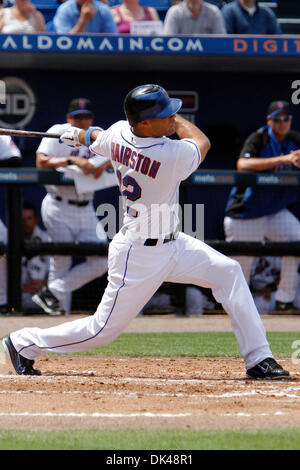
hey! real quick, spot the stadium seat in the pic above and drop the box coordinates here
[140,0,170,11]
[31,0,59,5]
[108,0,172,11]
[31,0,59,23]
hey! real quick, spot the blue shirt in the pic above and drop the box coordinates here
[54,0,117,34]
[225,126,300,219]
[222,0,281,34]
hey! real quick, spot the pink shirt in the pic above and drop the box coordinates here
[112,5,153,34]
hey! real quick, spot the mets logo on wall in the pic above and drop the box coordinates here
[0,76,36,128]
[167,90,199,123]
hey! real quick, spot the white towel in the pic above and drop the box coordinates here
[57,163,118,195]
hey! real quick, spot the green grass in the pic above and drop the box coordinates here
[75,331,300,358]
[0,428,299,450]
[2,331,299,450]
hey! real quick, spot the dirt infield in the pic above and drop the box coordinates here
[0,314,299,430]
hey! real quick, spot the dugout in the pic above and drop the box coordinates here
[0,34,299,314]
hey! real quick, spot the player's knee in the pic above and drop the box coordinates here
[225,257,243,277]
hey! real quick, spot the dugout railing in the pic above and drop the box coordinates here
[0,167,299,314]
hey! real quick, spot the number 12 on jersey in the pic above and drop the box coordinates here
[116,170,142,217]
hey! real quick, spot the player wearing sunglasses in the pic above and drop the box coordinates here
[224,100,300,314]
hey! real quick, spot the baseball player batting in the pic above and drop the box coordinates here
[2,84,289,379]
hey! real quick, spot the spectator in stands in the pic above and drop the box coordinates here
[22,201,49,312]
[111,0,160,34]
[224,100,300,313]
[163,0,226,35]
[0,0,45,33]
[222,0,281,34]
[53,0,117,34]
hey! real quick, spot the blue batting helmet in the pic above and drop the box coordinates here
[124,84,182,125]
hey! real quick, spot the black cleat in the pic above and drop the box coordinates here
[2,336,41,376]
[32,286,64,316]
[246,357,290,380]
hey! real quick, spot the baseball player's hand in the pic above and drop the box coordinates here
[75,159,99,175]
[60,127,81,147]
[81,1,96,20]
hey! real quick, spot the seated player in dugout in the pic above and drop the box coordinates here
[224,100,300,314]
[32,97,112,316]
[2,85,291,380]
[22,201,49,312]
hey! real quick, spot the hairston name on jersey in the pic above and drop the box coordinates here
[111,142,161,179]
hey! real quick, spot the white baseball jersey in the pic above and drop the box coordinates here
[0,135,21,160]
[37,123,95,202]
[90,120,201,238]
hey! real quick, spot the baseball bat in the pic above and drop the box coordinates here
[0,128,61,139]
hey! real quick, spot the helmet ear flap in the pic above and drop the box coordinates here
[124,84,161,125]
[124,84,182,126]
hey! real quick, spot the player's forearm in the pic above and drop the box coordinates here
[237,155,288,171]
[78,128,102,146]
[69,16,90,33]
[174,114,211,162]
[36,153,70,168]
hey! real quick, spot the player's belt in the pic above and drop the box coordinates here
[144,233,176,246]
[54,196,90,207]
[120,226,178,246]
